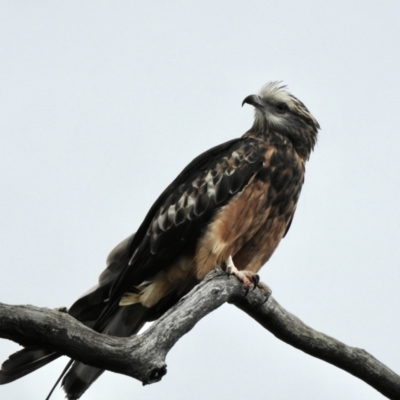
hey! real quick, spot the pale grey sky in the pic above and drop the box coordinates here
[1,2,400,399]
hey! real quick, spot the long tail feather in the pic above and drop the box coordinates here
[60,303,149,399]
[0,348,60,385]
[45,359,74,400]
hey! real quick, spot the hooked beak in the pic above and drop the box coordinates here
[241,94,264,109]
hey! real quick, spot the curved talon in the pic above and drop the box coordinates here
[251,274,260,290]
[224,256,259,290]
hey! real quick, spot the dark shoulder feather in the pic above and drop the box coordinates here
[109,138,265,301]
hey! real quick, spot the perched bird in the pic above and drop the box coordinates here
[0,82,320,399]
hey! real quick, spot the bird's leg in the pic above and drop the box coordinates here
[224,256,272,298]
[225,256,253,288]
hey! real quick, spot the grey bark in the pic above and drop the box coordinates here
[0,269,399,399]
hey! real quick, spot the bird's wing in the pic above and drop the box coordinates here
[67,233,136,324]
[108,138,265,303]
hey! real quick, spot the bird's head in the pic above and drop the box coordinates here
[242,82,320,159]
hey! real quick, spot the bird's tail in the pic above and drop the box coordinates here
[0,263,117,389]
[0,233,138,397]
[0,348,61,385]
[60,303,149,400]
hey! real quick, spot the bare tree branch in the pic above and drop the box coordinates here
[0,270,399,399]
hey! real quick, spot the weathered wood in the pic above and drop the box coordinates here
[0,269,399,398]
[232,292,400,399]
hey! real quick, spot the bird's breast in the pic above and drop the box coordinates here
[194,146,304,278]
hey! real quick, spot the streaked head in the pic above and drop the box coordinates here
[242,82,320,158]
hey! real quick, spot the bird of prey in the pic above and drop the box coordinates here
[0,82,320,399]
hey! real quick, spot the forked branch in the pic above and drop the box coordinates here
[0,269,399,399]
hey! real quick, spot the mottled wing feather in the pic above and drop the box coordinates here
[108,138,265,302]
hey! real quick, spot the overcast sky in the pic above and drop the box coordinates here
[1,2,400,399]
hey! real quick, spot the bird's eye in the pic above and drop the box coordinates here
[275,102,289,114]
